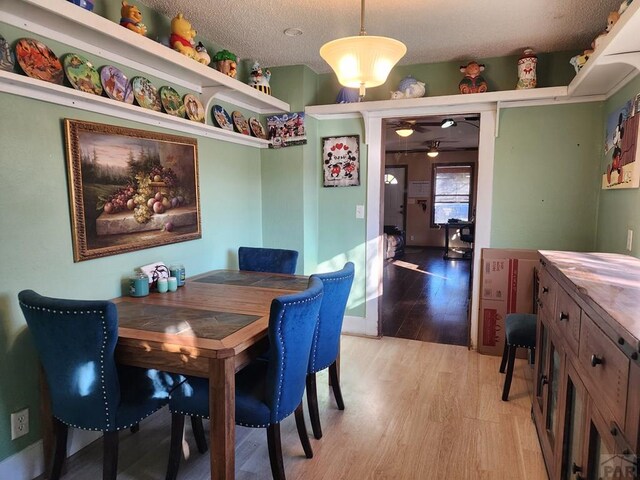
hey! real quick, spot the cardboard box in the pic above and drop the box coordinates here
[478,248,539,356]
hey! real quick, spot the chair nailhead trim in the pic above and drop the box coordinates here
[20,302,162,431]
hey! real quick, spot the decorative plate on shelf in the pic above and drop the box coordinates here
[131,76,162,111]
[232,111,250,135]
[15,38,63,84]
[159,86,185,117]
[0,35,16,72]
[212,105,233,131]
[183,94,205,123]
[100,65,133,103]
[249,117,267,139]
[63,53,102,96]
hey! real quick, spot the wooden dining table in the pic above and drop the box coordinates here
[40,269,309,480]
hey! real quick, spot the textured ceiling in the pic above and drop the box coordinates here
[141,0,621,73]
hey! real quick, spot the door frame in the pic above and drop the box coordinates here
[383,164,408,232]
[359,104,496,344]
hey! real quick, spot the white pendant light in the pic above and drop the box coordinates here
[395,128,414,137]
[320,0,406,98]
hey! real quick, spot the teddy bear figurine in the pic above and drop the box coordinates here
[170,13,197,60]
[119,1,147,35]
[459,61,488,94]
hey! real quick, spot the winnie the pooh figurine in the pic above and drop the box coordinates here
[119,1,146,36]
[170,13,197,60]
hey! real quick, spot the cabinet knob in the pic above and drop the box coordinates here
[540,375,548,387]
[571,462,582,474]
[590,354,603,367]
[610,425,618,436]
[542,286,549,294]
[559,312,569,321]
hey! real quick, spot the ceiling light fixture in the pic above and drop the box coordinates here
[427,141,440,158]
[441,118,457,128]
[319,0,406,98]
[395,128,414,137]
[284,27,303,37]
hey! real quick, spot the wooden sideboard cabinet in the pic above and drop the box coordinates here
[533,251,640,480]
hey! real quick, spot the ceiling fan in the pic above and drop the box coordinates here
[389,120,429,137]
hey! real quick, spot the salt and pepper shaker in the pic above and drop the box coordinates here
[168,277,178,292]
[157,278,169,293]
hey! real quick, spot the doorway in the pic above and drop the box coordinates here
[380,114,480,347]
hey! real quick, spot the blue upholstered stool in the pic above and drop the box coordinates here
[499,313,537,401]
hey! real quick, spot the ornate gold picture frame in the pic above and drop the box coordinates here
[64,119,201,262]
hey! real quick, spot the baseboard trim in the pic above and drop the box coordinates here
[0,430,101,480]
[343,315,377,336]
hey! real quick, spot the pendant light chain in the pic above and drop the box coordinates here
[359,0,367,36]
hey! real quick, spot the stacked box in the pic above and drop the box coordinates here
[478,248,538,356]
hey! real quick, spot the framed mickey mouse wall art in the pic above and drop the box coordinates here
[322,135,360,187]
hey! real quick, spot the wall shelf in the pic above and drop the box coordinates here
[0,71,272,148]
[0,0,289,114]
[305,86,569,119]
[568,1,640,97]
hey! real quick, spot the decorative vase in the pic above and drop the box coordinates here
[516,48,537,90]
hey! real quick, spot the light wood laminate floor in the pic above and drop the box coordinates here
[40,336,547,480]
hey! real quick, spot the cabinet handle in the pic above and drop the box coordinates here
[571,462,582,474]
[590,354,603,367]
[540,375,548,388]
[610,425,618,436]
[559,312,569,321]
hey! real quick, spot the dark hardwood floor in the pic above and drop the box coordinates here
[381,247,471,346]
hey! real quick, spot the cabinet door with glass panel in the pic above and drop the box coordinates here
[533,313,565,477]
[557,360,587,480]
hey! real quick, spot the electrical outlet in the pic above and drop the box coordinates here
[410,235,415,241]
[11,408,29,440]
[627,229,633,251]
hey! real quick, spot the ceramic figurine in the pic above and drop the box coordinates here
[66,0,94,11]
[212,49,237,78]
[619,0,633,14]
[390,75,426,99]
[569,49,593,73]
[194,42,211,65]
[248,62,271,95]
[119,1,147,36]
[336,87,360,103]
[170,13,197,60]
[459,61,488,94]
[516,48,537,90]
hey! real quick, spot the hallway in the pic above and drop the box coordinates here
[381,247,471,346]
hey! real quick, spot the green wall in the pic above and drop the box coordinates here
[491,102,603,250]
[595,76,640,257]
[0,93,262,461]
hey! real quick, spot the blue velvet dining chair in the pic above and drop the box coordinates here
[305,262,355,439]
[238,246,299,274]
[166,277,324,480]
[18,290,183,480]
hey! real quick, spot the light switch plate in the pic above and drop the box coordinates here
[355,205,365,219]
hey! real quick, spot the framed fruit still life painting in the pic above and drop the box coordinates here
[64,119,201,262]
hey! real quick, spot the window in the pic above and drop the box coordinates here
[384,173,398,184]
[431,163,474,225]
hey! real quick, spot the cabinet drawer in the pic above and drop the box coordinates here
[555,288,581,356]
[537,267,557,321]
[578,314,630,430]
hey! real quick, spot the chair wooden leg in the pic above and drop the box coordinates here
[294,403,313,459]
[166,413,185,480]
[130,423,140,434]
[328,361,345,410]
[102,431,119,480]
[502,345,517,401]
[306,373,322,439]
[266,423,286,480]
[499,340,509,373]
[49,418,68,480]
[190,416,208,454]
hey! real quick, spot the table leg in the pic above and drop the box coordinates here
[209,357,235,480]
[39,364,53,479]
